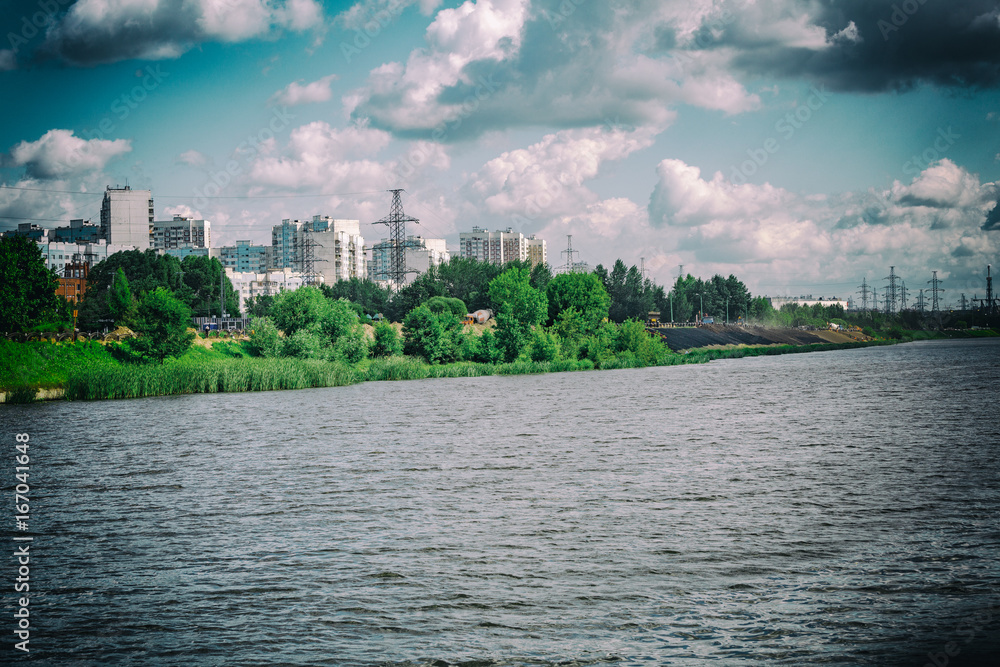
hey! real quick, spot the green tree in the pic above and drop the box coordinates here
[402,305,450,363]
[371,321,403,357]
[321,278,390,317]
[0,235,63,333]
[527,327,560,362]
[270,287,358,346]
[488,267,547,361]
[117,288,195,364]
[107,267,135,326]
[425,295,467,318]
[546,272,610,330]
[247,317,282,357]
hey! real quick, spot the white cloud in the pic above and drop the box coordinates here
[268,74,338,107]
[178,150,209,167]
[9,130,132,180]
[42,0,325,66]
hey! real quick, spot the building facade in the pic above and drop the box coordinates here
[56,262,89,304]
[100,185,153,250]
[269,216,365,284]
[152,216,210,250]
[368,235,449,284]
[767,296,850,311]
[459,227,544,266]
[37,240,135,276]
[226,268,307,314]
[217,241,268,273]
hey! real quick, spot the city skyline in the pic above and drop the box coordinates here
[2,0,999,298]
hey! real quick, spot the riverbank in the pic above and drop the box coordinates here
[0,334,919,403]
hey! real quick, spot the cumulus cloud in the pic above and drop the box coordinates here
[337,0,443,30]
[9,130,132,179]
[41,0,325,66]
[640,155,1000,292]
[178,149,209,166]
[346,0,757,141]
[268,74,338,106]
[697,0,1000,92]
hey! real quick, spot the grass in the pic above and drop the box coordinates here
[3,332,979,403]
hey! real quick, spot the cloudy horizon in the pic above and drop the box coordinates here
[3,0,1000,304]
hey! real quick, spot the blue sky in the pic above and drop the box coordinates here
[2,0,1000,303]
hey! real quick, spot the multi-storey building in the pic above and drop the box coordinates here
[368,236,449,284]
[37,240,135,276]
[269,216,365,284]
[217,241,268,273]
[100,185,153,249]
[526,235,547,267]
[152,216,210,250]
[56,262,89,304]
[459,227,545,266]
[226,267,307,314]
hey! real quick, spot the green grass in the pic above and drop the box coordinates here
[0,335,924,403]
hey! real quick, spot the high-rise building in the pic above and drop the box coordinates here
[526,235,547,267]
[152,216,210,250]
[269,215,365,284]
[217,241,268,273]
[368,236,449,284]
[459,227,543,265]
[100,185,153,249]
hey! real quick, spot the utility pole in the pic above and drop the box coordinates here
[374,189,420,291]
[669,293,673,324]
[726,297,730,325]
[858,277,870,311]
[561,234,579,274]
[928,270,944,313]
[884,266,899,315]
[699,293,704,323]
[220,259,225,320]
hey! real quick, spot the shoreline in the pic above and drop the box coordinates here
[2,338,900,404]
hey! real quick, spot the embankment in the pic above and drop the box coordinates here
[652,324,867,351]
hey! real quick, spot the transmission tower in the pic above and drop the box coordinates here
[915,288,926,312]
[899,280,908,311]
[987,264,997,314]
[300,231,327,286]
[374,189,420,290]
[960,293,968,310]
[858,277,871,311]
[561,234,579,273]
[884,266,899,315]
[928,271,944,313]
[640,257,646,279]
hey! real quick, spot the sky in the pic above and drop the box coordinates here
[2,0,1000,304]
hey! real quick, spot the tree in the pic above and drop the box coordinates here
[425,296,467,318]
[321,278,390,317]
[402,305,449,363]
[0,235,63,333]
[108,267,135,326]
[247,317,282,357]
[117,288,195,364]
[270,286,358,345]
[371,321,403,357]
[488,267,548,361]
[546,272,610,330]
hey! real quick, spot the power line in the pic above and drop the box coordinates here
[0,184,386,200]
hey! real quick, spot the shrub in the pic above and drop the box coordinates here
[282,325,326,359]
[425,296,467,318]
[332,327,369,363]
[247,317,283,358]
[471,329,503,364]
[527,327,560,362]
[370,321,403,358]
[403,305,448,363]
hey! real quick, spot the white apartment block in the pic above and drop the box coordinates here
[226,268,308,314]
[459,227,545,266]
[152,216,210,250]
[37,240,135,275]
[368,236,449,284]
[270,216,365,283]
[100,185,153,250]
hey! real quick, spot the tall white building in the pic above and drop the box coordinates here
[100,185,153,249]
[368,236,449,284]
[459,227,544,266]
[269,215,365,284]
[152,216,210,250]
[226,267,308,314]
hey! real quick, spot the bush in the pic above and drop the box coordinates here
[282,324,326,359]
[527,327,561,362]
[616,319,665,364]
[403,305,448,364]
[247,317,283,358]
[117,288,195,364]
[471,329,503,364]
[332,328,369,363]
[370,321,403,358]
[425,296,467,318]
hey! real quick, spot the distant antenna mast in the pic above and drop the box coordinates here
[561,234,579,273]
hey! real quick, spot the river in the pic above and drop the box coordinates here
[4,338,999,665]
